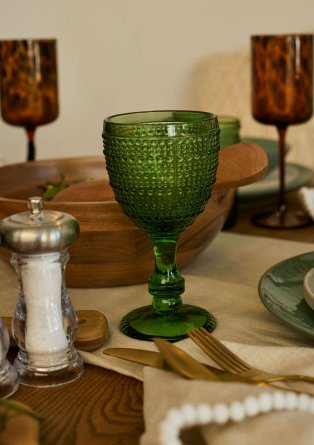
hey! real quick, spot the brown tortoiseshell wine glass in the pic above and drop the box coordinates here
[0,39,59,161]
[251,34,313,228]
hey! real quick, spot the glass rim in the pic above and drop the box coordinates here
[104,110,217,125]
[0,38,57,44]
[218,115,240,125]
[251,33,313,39]
[103,110,219,138]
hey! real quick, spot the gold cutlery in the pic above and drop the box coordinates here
[153,338,220,381]
[153,338,314,395]
[104,347,223,374]
[152,338,274,384]
[104,347,245,381]
[104,347,171,370]
[104,344,313,395]
[188,327,314,384]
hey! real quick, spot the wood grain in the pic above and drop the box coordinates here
[75,310,109,351]
[0,400,40,445]
[9,363,144,445]
[214,142,268,191]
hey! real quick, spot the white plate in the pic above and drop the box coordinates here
[303,267,314,311]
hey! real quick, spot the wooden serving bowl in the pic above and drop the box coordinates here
[0,143,267,287]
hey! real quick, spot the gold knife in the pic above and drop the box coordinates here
[104,346,249,382]
[104,347,226,374]
[104,345,311,395]
[154,338,220,381]
[104,347,170,369]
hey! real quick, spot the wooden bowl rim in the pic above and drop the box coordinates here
[0,155,119,205]
[0,155,226,207]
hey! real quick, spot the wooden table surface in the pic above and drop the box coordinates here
[8,191,314,445]
[8,357,144,445]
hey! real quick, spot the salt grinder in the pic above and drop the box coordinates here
[0,197,84,387]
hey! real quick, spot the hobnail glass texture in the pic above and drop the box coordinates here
[103,111,220,341]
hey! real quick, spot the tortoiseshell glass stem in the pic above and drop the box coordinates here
[277,125,287,224]
[26,126,36,161]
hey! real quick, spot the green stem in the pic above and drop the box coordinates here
[148,235,185,315]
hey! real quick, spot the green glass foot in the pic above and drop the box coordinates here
[120,304,216,342]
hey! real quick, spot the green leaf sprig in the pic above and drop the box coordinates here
[38,172,69,201]
[0,399,43,432]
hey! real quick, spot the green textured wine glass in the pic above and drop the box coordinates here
[102,110,220,341]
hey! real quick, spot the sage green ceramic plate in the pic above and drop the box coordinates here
[238,163,313,210]
[258,252,314,338]
[239,163,313,198]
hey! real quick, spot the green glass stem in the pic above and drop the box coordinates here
[148,236,185,315]
[120,230,216,342]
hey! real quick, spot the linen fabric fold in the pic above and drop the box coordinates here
[141,367,314,445]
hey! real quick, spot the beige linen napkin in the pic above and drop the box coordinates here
[141,367,314,445]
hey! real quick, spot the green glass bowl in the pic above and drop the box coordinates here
[218,115,241,149]
[103,111,220,235]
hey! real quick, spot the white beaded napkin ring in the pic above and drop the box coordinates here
[158,390,314,445]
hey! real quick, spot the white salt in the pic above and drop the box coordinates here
[20,252,68,355]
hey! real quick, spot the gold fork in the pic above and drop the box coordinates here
[188,327,314,384]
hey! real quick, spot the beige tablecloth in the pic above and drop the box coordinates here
[2,232,314,444]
